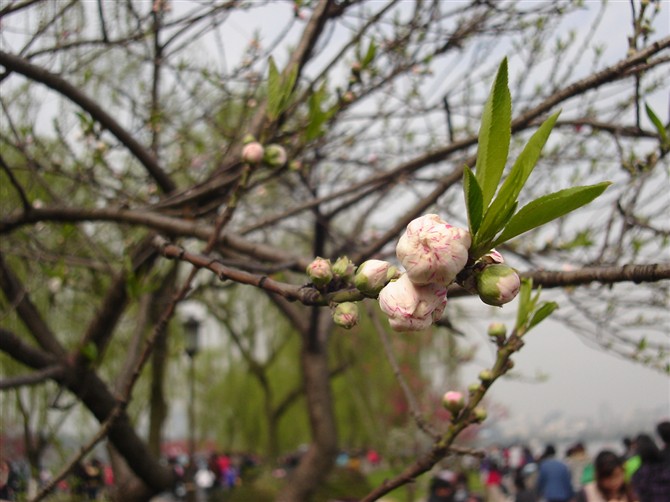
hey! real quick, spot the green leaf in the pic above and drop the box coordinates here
[516,278,533,329]
[645,102,669,147]
[475,58,512,207]
[362,39,377,67]
[476,111,560,247]
[492,182,611,247]
[267,57,282,120]
[471,201,517,258]
[527,301,558,331]
[80,342,98,363]
[267,58,298,121]
[463,166,483,236]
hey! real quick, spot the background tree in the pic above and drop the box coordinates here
[1,1,668,501]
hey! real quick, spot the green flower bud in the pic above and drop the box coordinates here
[487,322,507,340]
[475,264,521,307]
[264,144,287,168]
[332,256,356,282]
[468,382,482,395]
[479,369,494,383]
[332,302,359,330]
[473,406,487,423]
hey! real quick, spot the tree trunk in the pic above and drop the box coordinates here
[276,309,338,502]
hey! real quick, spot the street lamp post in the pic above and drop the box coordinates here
[183,317,200,502]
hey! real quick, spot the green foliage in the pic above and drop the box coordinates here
[474,58,511,208]
[466,58,611,259]
[645,102,669,152]
[306,82,336,141]
[515,279,558,336]
[267,57,298,121]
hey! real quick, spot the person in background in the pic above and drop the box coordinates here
[623,437,640,482]
[631,433,670,502]
[656,421,670,463]
[576,450,637,502]
[535,445,574,502]
[566,443,591,492]
[514,468,537,502]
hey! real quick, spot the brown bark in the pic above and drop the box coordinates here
[276,308,338,502]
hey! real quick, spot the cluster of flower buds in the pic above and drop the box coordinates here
[378,214,471,332]
[240,137,287,168]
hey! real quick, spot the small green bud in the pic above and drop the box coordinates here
[475,264,521,307]
[332,256,356,282]
[479,369,494,383]
[264,144,287,168]
[473,406,487,423]
[468,382,482,395]
[487,322,507,340]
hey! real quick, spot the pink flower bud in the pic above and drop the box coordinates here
[264,144,287,167]
[332,256,356,282]
[475,264,521,306]
[442,391,465,414]
[378,274,447,332]
[306,257,332,287]
[241,142,264,164]
[332,302,359,329]
[354,260,398,297]
[480,249,505,265]
[396,214,471,286]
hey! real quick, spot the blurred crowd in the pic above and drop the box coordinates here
[426,420,670,502]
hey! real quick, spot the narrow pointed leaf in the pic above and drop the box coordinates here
[472,201,517,257]
[475,58,512,207]
[645,102,669,144]
[477,111,560,244]
[493,182,611,247]
[527,302,558,331]
[267,57,282,120]
[516,278,533,329]
[463,166,483,236]
[363,39,377,67]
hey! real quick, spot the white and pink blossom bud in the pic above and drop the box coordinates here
[480,249,505,265]
[378,274,447,332]
[332,302,359,329]
[306,257,333,287]
[396,214,471,286]
[442,391,465,414]
[241,141,264,164]
[354,260,398,297]
[263,144,287,168]
[475,264,521,306]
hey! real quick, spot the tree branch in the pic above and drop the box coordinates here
[0,50,176,194]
